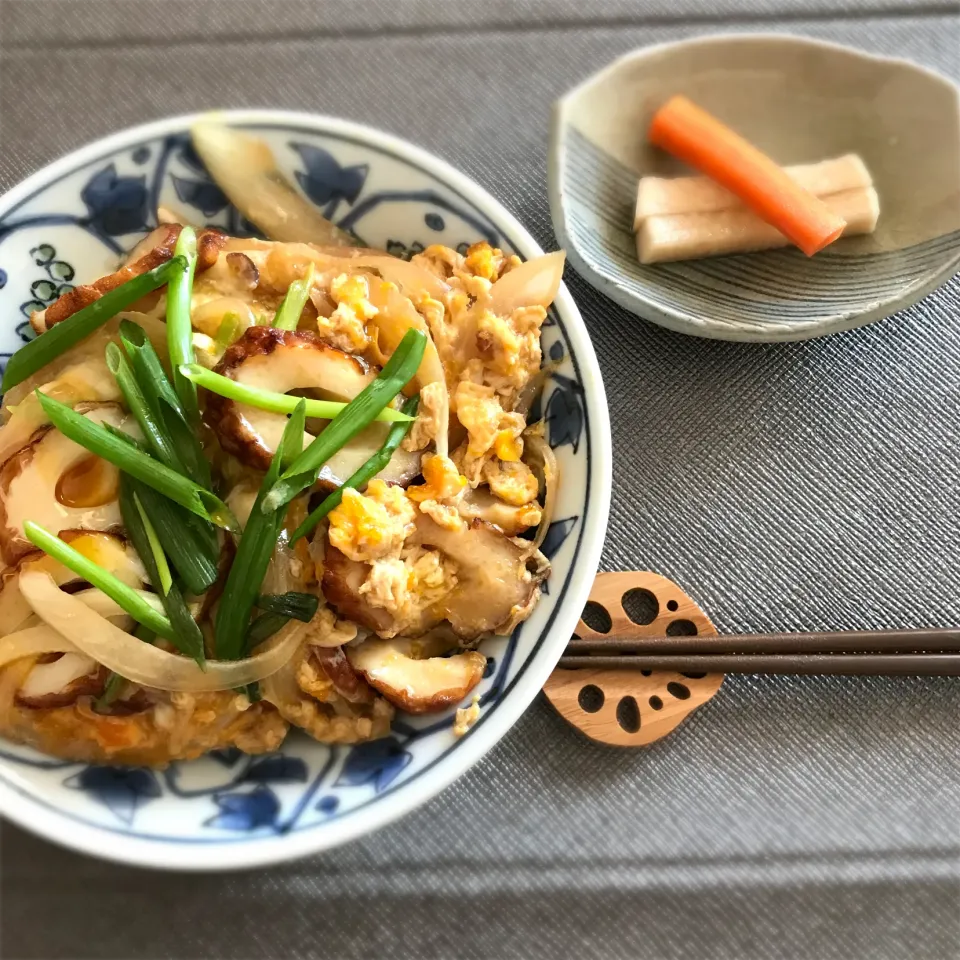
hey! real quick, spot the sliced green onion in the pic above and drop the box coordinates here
[22,521,173,639]
[255,592,319,623]
[166,227,200,424]
[245,612,292,649]
[119,320,213,492]
[96,624,154,712]
[133,492,172,596]
[291,394,419,542]
[178,363,413,424]
[106,342,184,473]
[1,257,186,392]
[214,312,243,350]
[273,263,315,331]
[215,401,307,661]
[119,479,205,665]
[36,391,238,532]
[95,671,127,712]
[127,480,219,595]
[102,423,219,587]
[263,328,426,512]
[119,320,187,424]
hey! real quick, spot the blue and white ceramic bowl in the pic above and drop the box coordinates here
[0,110,611,870]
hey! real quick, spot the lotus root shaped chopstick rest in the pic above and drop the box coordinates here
[543,571,724,746]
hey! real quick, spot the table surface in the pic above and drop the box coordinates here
[1,2,959,958]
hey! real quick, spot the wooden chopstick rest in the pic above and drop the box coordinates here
[542,571,723,747]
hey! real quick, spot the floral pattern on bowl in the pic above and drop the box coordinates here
[0,111,611,870]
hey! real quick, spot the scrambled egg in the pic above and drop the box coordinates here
[415,241,520,287]
[458,494,541,535]
[403,380,447,452]
[407,454,467,503]
[483,459,540,506]
[304,605,358,648]
[455,382,504,460]
[316,272,376,352]
[419,499,467,531]
[411,242,540,403]
[328,480,417,562]
[360,546,458,624]
[453,694,481,737]
[476,305,546,396]
[453,382,528,484]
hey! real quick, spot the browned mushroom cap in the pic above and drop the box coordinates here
[321,546,400,636]
[347,638,485,714]
[202,326,420,487]
[323,513,549,641]
[30,225,227,334]
[415,515,548,637]
[0,403,131,566]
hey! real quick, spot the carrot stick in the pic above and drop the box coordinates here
[648,96,846,257]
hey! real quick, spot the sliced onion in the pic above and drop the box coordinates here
[346,255,449,301]
[368,282,446,388]
[191,121,358,248]
[72,586,152,628]
[0,622,78,671]
[487,251,565,316]
[20,571,307,692]
[433,384,451,459]
[524,430,559,553]
[513,360,562,418]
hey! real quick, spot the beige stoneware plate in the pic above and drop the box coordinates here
[549,34,960,341]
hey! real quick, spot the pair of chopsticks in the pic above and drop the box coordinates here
[559,629,960,676]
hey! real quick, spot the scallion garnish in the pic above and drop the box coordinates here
[96,624,154,713]
[23,521,174,639]
[273,263,315,331]
[95,671,127,712]
[125,479,219,595]
[255,592,320,623]
[291,394,419,542]
[245,612,292,649]
[166,227,200,424]
[263,328,426,512]
[1,257,186,392]
[214,401,307,661]
[178,363,413,424]
[133,492,172,596]
[118,479,206,665]
[36,391,238,532]
[106,342,184,474]
[214,312,243,350]
[118,319,212,489]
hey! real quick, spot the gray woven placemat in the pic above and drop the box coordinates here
[1,2,959,958]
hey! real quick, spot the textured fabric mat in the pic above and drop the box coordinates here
[1,2,959,958]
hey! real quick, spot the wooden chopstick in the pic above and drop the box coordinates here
[559,628,960,675]
[566,628,960,656]
[557,653,960,676]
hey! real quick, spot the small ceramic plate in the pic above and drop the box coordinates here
[0,110,612,870]
[549,34,960,341]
